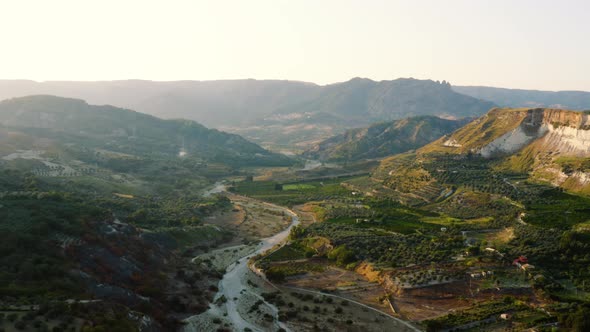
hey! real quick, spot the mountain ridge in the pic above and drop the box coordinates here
[454,85,590,110]
[0,78,496,149]
[302,115,471,161]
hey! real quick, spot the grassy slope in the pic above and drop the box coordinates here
[419,108,530,155]
[302,116,470,161]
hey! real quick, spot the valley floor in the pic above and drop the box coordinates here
[182,192,419,332]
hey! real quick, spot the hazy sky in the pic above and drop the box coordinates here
[1,0,589,90]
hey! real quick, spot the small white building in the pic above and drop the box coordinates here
[500,313,512,320]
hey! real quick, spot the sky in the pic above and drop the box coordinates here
[0,0,589,91]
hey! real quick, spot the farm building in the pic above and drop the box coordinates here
[513,255,528,268]
[500,313,512,320]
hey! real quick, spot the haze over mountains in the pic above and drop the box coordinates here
[0,79,319,127]
[0,78,494,150]
[454,86,590,110]
[0,78,495,126]
[3,78,590,152]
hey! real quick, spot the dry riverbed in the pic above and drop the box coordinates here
[184,190,419,331]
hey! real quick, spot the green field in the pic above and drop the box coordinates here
[283,183,316,190]
[232,177,356,206]
[524,189,590,228]
[263,242,310,262]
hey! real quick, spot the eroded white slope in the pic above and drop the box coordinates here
[541,125,590,156]
[479,111,590,158]
[479,124,548,158]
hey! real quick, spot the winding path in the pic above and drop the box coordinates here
[279,286,421,332]
[184,181,422,331]
[183,188,300,332]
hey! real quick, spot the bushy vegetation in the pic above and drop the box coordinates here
[264,263,326,282]
[0,168,229,330]
[302,116,468,162]
[425,299,527,330]
[0,176,105,297]
[262,243,312,262]
[295,223,464,267]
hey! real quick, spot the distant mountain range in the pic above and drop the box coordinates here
[454,86,590,110]
[0,79,320,127]
[0,78,496,126]
[302,115,470,161]
[3,79,589,151]
[268,78,494,124]
[0,78,496,149]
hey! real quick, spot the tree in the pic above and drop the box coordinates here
[425,320,443,332]
[561,306,590,331]
[467,246,480,256]
[327,245,354,266]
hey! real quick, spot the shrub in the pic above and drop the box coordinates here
[14,320,26,330]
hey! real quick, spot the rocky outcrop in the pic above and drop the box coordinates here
[479,122,547,158]
[409,107,590,194]
[478,108,590,158]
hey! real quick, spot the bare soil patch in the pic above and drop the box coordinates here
[205,193,291,244]
[392,279,537,321]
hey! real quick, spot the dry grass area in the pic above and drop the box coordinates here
[252,167,292,181]
[279,259,540,324]
[259,255,419,330]
[196,194,420,331]
[485,227,516,246]
[231,194,291,239]
[204,193,291,244]
[271,286,418,332]
[282,265,394,316]
[292,204,318,227]
[392,280,537,321]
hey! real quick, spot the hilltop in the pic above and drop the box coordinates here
[0,95,292,167]
[302,115,470,161]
